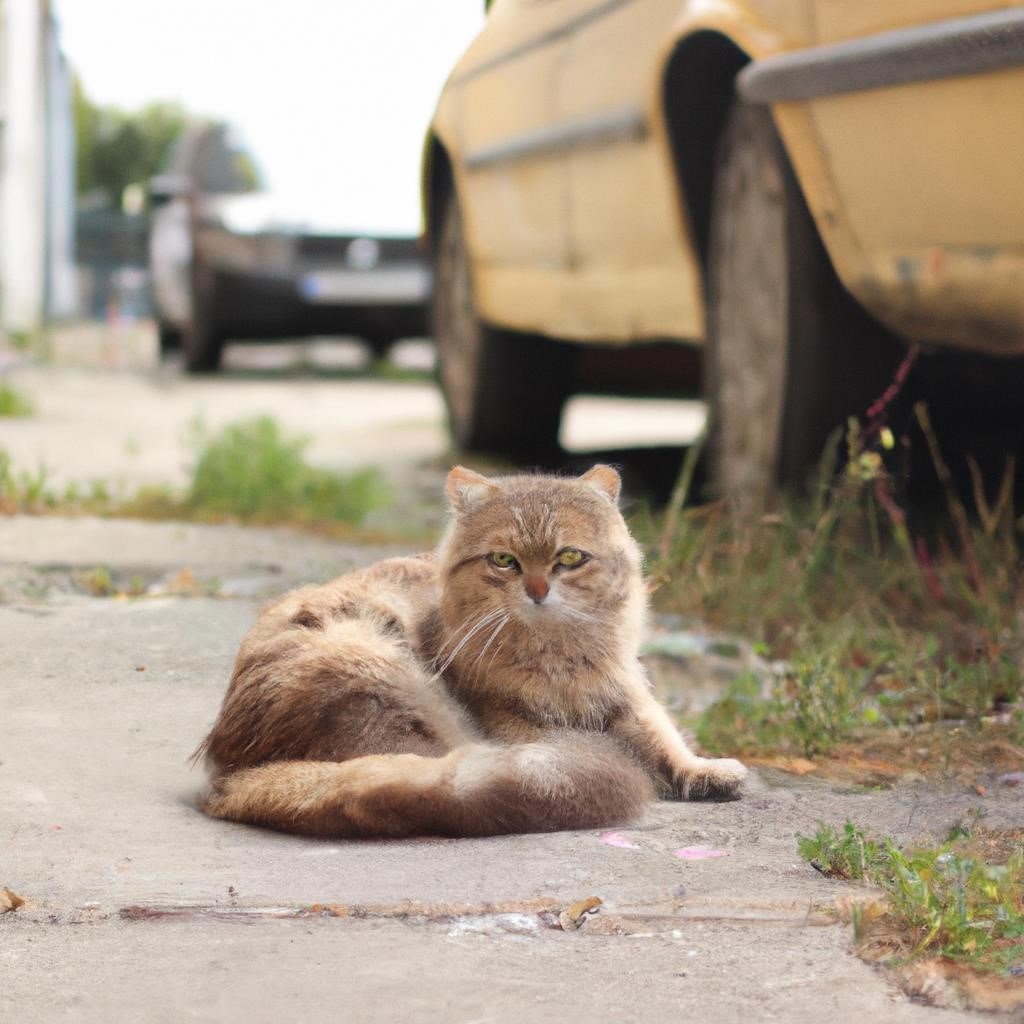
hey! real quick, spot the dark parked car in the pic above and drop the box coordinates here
[149,123,430,371]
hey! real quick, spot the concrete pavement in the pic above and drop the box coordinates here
[2,331,1020,1020]
[3,515,1021,1023]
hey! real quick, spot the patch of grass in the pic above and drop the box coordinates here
[0,380,34,417]
[0,416,390,533]
[648,409,1024,758]
[800,821,1024,975]
[184,416,388,526]
[0,449,123,515]
[0,450,56,512]
[798,820,888,880]
[77,566,116,597]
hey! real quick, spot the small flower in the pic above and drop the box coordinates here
[848,451,883,481]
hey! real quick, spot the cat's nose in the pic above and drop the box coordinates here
[524,575,549,604]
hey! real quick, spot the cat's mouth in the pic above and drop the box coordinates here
[515,593,588,626]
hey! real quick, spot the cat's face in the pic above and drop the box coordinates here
[437,466,644,657]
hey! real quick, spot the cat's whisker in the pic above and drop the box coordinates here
[431,607,503,664]
[483,635,508,679]
[471,614,510,681]
[431,608,506,678]
[560,606,599,625]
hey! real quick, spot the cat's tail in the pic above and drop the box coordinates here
[199,735,653,838]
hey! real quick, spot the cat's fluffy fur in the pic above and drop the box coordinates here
[196,465,746,837]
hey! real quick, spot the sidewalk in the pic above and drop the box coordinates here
[3,515,1019,1023]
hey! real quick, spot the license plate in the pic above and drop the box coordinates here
[298,266,431,305]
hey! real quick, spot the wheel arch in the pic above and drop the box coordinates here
[661,31,751,270]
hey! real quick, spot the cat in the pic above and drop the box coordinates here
[195,464,746,838]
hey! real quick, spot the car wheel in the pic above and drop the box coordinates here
[433,192,570,459]
[706,100,901,509]
[157,322,182,356]
[363,334,395,360]
[182,262,226,373]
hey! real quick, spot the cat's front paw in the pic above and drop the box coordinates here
[672,757,747,801]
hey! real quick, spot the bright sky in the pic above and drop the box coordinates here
[55,0,484,234]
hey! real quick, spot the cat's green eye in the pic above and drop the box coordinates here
[557,548,586,568]
[489,552,519,570]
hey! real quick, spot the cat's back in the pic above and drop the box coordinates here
[246,553,439,648]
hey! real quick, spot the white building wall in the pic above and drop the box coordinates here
[45,15,75,318]
[0,0,73,334]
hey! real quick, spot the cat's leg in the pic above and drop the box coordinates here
[609,679,746,800]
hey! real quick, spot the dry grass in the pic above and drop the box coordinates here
[643,407,1024,760]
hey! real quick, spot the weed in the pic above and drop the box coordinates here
[0,450,56,512]
[78,567,115,597]
[0,414,389,532]
[800,821,1024,975]
[648,412,1024,757]
[185,416,388,526]
[797,821,887,880]
[0,381,34,417]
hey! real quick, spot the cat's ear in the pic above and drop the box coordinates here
[446,465,498,512]
[580,464,621,504]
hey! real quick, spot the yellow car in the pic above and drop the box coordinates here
[422,0,1024,501]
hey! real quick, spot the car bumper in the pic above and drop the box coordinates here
[298,264,432,306]
[213,265,430,341]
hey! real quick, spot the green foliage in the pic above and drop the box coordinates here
[799,821,1024,972]
[78,567,115,597]
[0,449,54,510]
[0,417,389,531]
[186,416,388,526]
[696,671,789,754]
[651,420,1024,756]
[0,381,34,417]
[74,76,188,207]
[797,821,887,881]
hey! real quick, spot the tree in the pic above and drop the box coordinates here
[73,77,189,209]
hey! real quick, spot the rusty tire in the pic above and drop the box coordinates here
[706,100,900,510]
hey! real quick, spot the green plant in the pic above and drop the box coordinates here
[0,449,57,511]
[186,416,387,526]
[650,412,1024,756]
[799,821,1024,973]
[78,567,115,597]
[797,821,887,880]
[0,381,34,417]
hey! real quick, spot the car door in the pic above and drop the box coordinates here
[555,0,704,342]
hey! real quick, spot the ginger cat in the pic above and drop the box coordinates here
[196,465,746,837]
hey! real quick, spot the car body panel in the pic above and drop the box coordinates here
[427,0,1024,354]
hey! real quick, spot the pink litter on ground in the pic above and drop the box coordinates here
[999,771,1024,786]
[672,846,731,860]
[599,831,640,849]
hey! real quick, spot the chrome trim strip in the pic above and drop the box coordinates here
[464,104,647,169]
[455,0,634,84]
[739,7,1024,103]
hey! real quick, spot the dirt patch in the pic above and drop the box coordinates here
[748,720,1024,790]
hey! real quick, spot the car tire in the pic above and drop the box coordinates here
[706,100,901,509]
[363,334,395,360]
[157,322,182,356]
[182,262,226,373]
[433,191,570,460]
